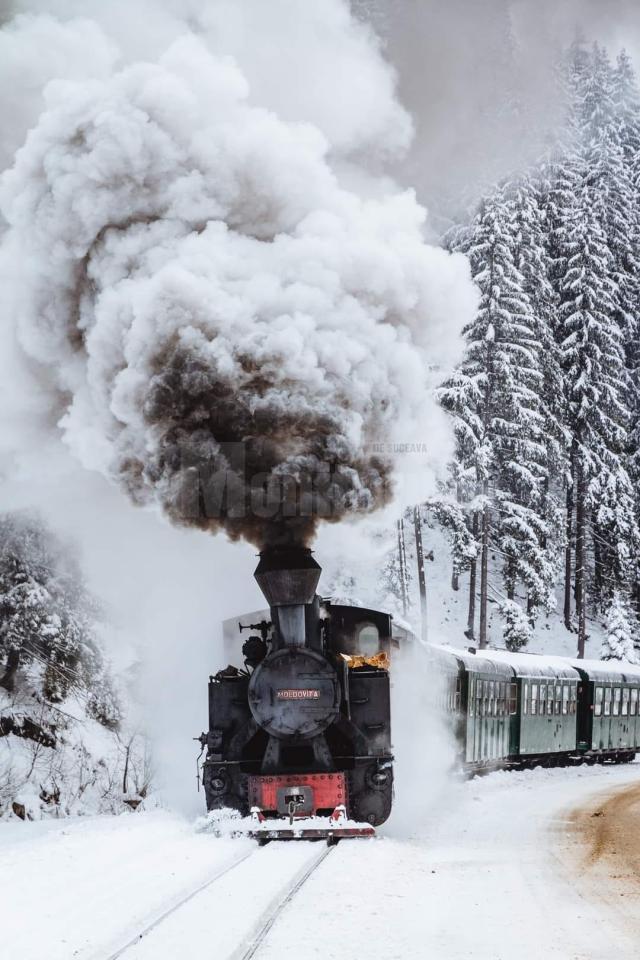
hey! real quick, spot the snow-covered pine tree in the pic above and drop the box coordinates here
[440,183,550,646]
[535,42,639,655]
[602,590,637,662]
[611,50,640,618]
[556,174,634,654]
[439,39,640,657]
[424,493,477,594]
[501,172,566,617]
[576,46,638,616]
[0,512,119,727]
[498,598,533,652]
[539,41,594,635]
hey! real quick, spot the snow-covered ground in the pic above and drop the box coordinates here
[2,763,639,960]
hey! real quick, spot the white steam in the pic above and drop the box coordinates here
[0,7,475,547]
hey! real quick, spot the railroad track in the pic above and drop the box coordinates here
[103,847,257,960]
[230,843,335,960]
[101,841,335,960]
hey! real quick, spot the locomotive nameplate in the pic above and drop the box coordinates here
[276,688,320,700]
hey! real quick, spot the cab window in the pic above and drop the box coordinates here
[357,623,380,657]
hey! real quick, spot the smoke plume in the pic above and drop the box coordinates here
[0,3,476,549]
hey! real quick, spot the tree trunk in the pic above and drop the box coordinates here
[452,479,461,592]
[122,739,131,796]
[564,471,574,632]
[591,508,603,608]
[413,507,427,644]
[575,465,587,658]
[397,519,409,618]
[479,489,490,649]
[506,557,516,601]
[0,648,20,693]
[466,512,479,641]
[526,593,535,625]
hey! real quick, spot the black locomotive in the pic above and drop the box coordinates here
[199,547,394,830]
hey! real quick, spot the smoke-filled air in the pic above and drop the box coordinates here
[0,0,475,549]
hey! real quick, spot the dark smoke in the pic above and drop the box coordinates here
[140,340,393,547]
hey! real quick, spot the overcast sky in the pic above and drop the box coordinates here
[359,0,640,222]
[3,1,640,221]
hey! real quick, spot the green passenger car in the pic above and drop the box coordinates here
[572,660,640,760]
[484,651,580,759]
[428,646,640,772]
[432,649,516,769]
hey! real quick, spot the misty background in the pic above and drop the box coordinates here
[4,1,640,222]
[360,0,640,223]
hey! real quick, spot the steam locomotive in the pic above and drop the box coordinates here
[198,547,395,836]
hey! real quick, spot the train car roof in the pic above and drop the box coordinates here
[568,658,640,683]
[429,645,514,678]
[475,649,581,680]
[428,645,581,680]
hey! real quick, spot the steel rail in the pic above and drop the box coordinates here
[231,843,336,960]
[103,847,257,960]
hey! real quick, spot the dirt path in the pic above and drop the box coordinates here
[563,777,640,943]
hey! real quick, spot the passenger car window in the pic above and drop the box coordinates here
[539,683,546,716]
[570,685,577,714]
[531,683,538,716]
[631,688,638,717]
[622,688,629,717]
[509,683,518,715]
[613,687,621,717]
[594,686,603,717]
[604,687,612,716]
[562,685,569,715]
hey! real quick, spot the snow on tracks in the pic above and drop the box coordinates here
[120,839,335,960]
[0,811,254,960]
[105,846,256,960]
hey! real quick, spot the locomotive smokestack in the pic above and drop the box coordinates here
[254,546,321,647]
[254,546,321,607]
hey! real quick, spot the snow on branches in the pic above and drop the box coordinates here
[437,41,640,660]
[0,512,148,819]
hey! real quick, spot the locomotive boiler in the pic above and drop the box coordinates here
[198,546,394,834]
